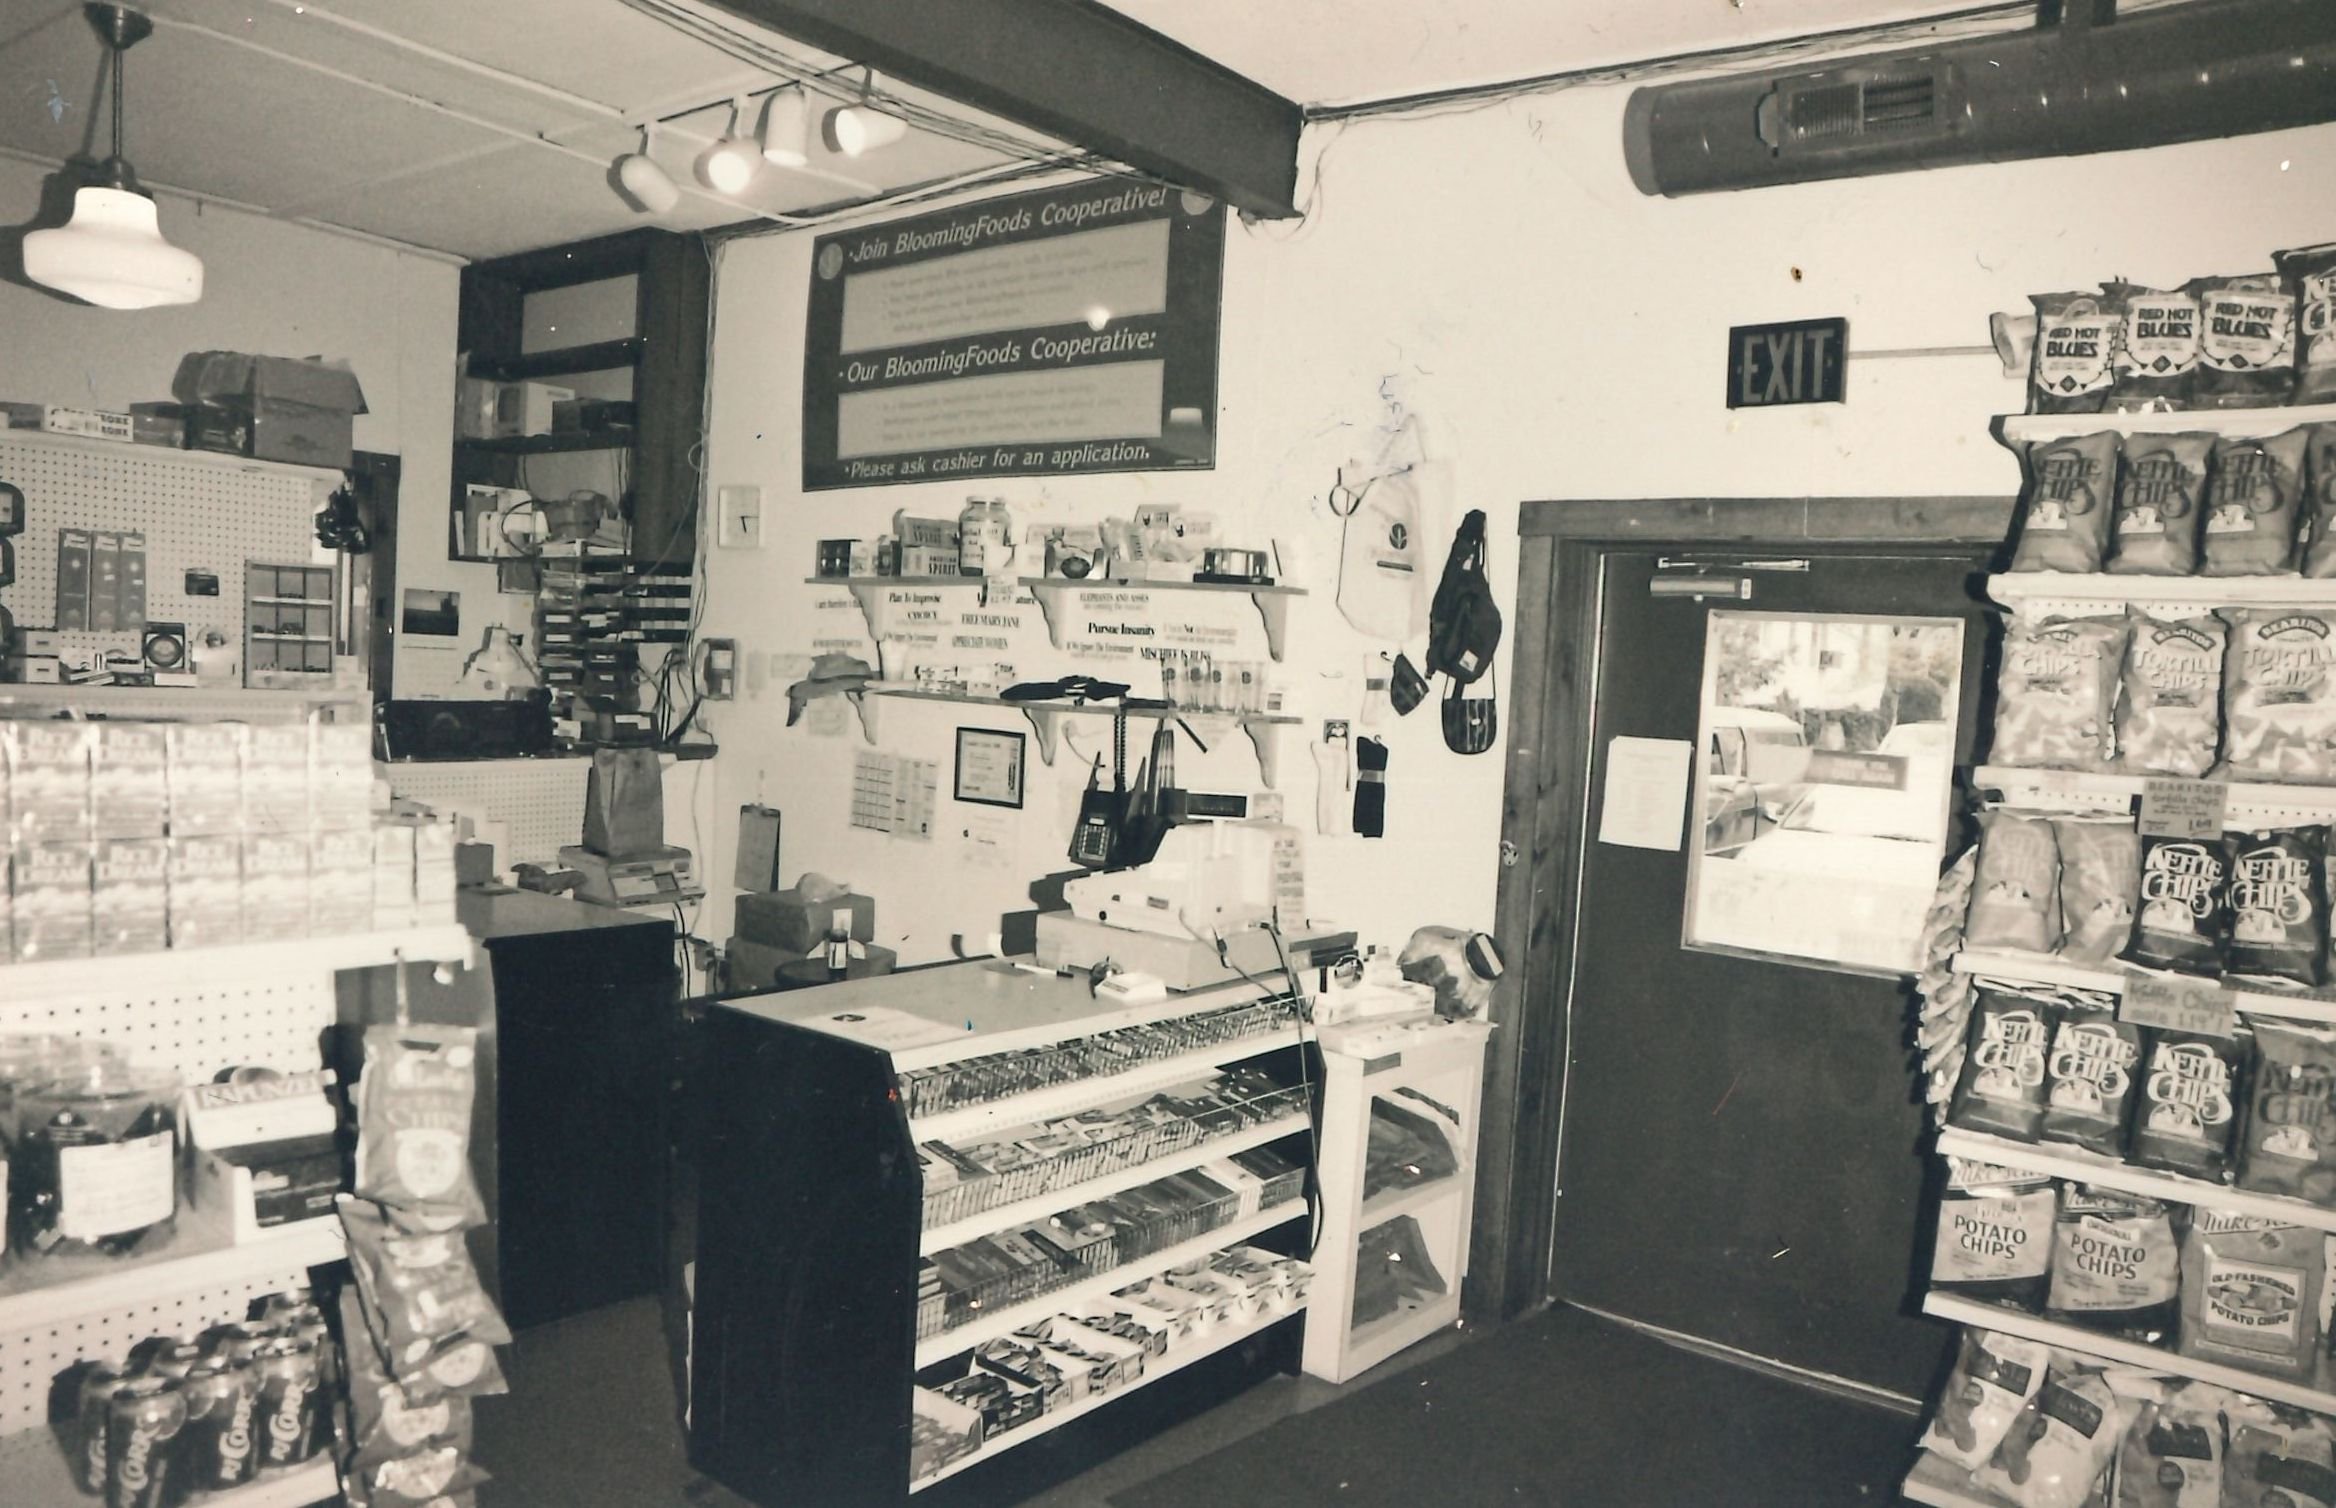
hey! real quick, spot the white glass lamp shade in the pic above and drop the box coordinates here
[697,134,760,194]
[24,186,202,309]
[828,104,907,157]
[760,89,809,169]
[616,150,680,214]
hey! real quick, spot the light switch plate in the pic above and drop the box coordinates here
[717,485,763,549]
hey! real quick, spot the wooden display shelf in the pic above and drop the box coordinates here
[1935,1126,2336,1233]
[864,688,1299,786]
[914,1202,1304,1369]
[909,1028,1305,1147]
[1986,573,2336,613]
[1019,576,1303,663]
[0,1208,342,1334]
[0,923,475,1005]
[1952,946,2336,1027]
[1995,402,2336,446]
[469,336,643,382]
[1921,1292,2336,1413]
[919,1113,1308,1256]
[910,1297,1307,1492]
[0,1430,337,1508]
[1900,1450,2019,1508]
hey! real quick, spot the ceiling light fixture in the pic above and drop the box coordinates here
[23,4,202,310]
[759,86,810,169]
[825,72,907,157]
[614,123,680,214]
[697,97,761,193]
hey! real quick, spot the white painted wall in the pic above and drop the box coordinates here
[0,159,513,696]
[677,86,2336,966]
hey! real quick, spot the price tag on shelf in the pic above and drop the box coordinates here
[2139,777,2228,840]
[2120,969,2236,1038]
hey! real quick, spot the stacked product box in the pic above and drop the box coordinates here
[9,723,94,961]
[310,827,375,935]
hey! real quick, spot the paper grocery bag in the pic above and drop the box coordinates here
[582,747,664,857]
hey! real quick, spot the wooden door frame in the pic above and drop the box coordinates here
[1466,495,2015,1323]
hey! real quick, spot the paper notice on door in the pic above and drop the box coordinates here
[1599,737,1692,851]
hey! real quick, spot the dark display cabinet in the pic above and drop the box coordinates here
[689,961,1319,1507]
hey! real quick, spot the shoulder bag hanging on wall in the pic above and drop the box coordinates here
[1426,508,1501,685]
[1443,661,1498,756]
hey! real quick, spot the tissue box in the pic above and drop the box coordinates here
[735,887,874,954]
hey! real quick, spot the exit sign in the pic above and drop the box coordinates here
[1728,317,1847,409]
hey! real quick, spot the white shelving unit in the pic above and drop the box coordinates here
[1020,576,1305,663]
[0,1212,343,1334]
[862,688,1301,787]
[1995,401,2336,446]
[1301,1016,1491,1385]
[1935,1126,2336,1233]
[0,1431,338,1508]
[1954,946,2336,1028]
[0,923,474,1005]
[1922,1292,2336,1414]
[911,1298,1310,1492]
[910,1027,1305,1146]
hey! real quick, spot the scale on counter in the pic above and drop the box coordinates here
[557,844,704,908]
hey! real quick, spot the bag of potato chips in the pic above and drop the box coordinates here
[1950,990,2060,1142]
[2177,1211,2325,1380]
[2227,827,2327,986]
[1922,1327,2054,1470]
[2125,833,2236,977]
[2044,1185,2178,1343]
[2104,282,2202,413]
[2222,1396,2336,1508]
[2300,426,2336,579]
[2106,433,2213,576]
[1992,616,2127,771]
[2191,273,2297,409]
[1975,1363,2136,1508]
[1968,812,2064,953]
[2278,243,2336,406]
[2201,428,2310,577]
[354,1025,488,1228]
[2238,1020,2336,1206]
[2011,434,2121,573]
[2054,820,2139,966]
[2030,292,2119,415]
[2112,611,2224,777]
[2221,607,2336,783]
[2040,1007,2145,1158]
[2130,1028,2246,1182]
[2113,1380,2225,1508]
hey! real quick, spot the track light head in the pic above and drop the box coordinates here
[760,87,809,169]
[698,97,761,193]
[825,102,906,157]
[614,124,679,214]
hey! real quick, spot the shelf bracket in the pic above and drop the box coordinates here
[849,690,877,744]
[1249,591,1291,662]
[1019,705,1063,765]
[1025,581,1072,651]
[1241,718,1284,789]
[844,581,889,647]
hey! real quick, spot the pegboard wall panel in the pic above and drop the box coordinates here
[0,434,324,661]
[0,976,334,1083]
[0,1267,311,1434]
[389,755,592,867]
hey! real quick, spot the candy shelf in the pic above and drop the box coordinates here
[911,1297,1309,1492]
[1934,1126,2336,1234]
[0,923,475,1005]
[1952,946,2336,1028]
[0,1430,338,1508]
[1899,1450,2018,1508]
[1995,401,2336,446]
[0,1209,342,1334]
[918,1112,1308,1255]
[915,1200,1304,1369]
[1019,577,1304,663]
[690,959,1319,1506]
[1921,1292,2336,1414]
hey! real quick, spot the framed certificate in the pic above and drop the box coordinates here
[953,727,1026,809]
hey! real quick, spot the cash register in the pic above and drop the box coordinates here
[557,843,702,908]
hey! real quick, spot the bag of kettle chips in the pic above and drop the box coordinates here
[2105,282,2202,412]
[2177,1211,2325,1380]
[2054,821,2140,967]
[2125,834,2236,977]
[2202,428,2311,577]
[2238,1020,2336,1205]
[2222,607,2336,782]
[1950,991,2061,1143]
[2302,427,2336,579]
[2011,434,2121,573]
[1975,1363,2136,1508]
[1934,1156,2056,1311]
[2044,1186,2179,1343]
[2280,243,2336,406]
[2227,827,2328,986]
[2114,1381,2225,1508]
[355,1024,487,1227]
[2222,1396,2336,1508]
[2113,612,2226,778]
[1969,811,2065,953]
[1993,616,2127,770]
[2106,434,2214,576]
[2040,1005,2145,1157]
[2191,273,2298,409]
[1922,1327,2054,1470]
[340,1196,512,1379]
[2030,291,2120,414]
[2130,1028,2246,1182]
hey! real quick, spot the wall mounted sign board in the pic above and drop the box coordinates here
[802,177,1226,490]
[1727,317,1847,409]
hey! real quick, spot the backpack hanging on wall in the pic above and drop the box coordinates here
[1425,509,1503,755]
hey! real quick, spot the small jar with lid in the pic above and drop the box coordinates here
[10,1058,180,1260]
